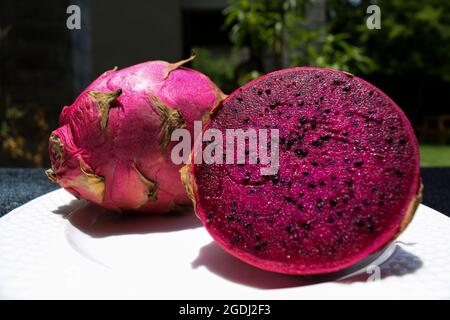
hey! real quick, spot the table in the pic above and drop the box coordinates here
[0,168,449,218]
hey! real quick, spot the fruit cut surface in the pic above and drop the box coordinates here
[190,67,421,274]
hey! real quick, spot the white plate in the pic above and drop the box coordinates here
[0,188,449,299]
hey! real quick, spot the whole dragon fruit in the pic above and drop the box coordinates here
[46,55,225,213]
[182,67,422,274]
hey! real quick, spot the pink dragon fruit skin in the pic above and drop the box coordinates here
[47,56,225,213]
[182,67,422,275]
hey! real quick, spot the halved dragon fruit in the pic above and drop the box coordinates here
[182,67,422,274]
[46,56,225,213]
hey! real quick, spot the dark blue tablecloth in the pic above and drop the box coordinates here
[0,168,449,218]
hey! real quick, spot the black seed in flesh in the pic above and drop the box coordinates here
[332,79,342,85]
[316,199,324,210]
[342,195,350,204]
[354,161,364,167]
[230,234,241,244]
[269,100,279,109]
[302,221,312,231]
[354,219,365,227]
[295,149,308,158]
[284,195,295,204]
[272,175,279,184]
[286,138,295,149]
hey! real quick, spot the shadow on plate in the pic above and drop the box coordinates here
[52,199,86,218]
[54,202,202,237]
[191,241,423,290]
[338,245,423,283]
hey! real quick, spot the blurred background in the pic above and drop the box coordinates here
[0,0,449,168]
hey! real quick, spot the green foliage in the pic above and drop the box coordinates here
[420,145,450,167]
[224,0,306,72]
[0,25,10,41]
[237,70,264,86]
[224,0,303,58]
[191,47,264,93]
[223,0,376,78]
[289,29,376,73]
[327,0,450,81]
[222,0,450,82]
[0,26,49,166]
[191,48,238,94]
[376,0,450,81]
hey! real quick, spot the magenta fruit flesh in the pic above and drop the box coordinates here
[184,67,422,275]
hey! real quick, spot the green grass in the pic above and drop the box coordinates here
[420,145,450,167]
